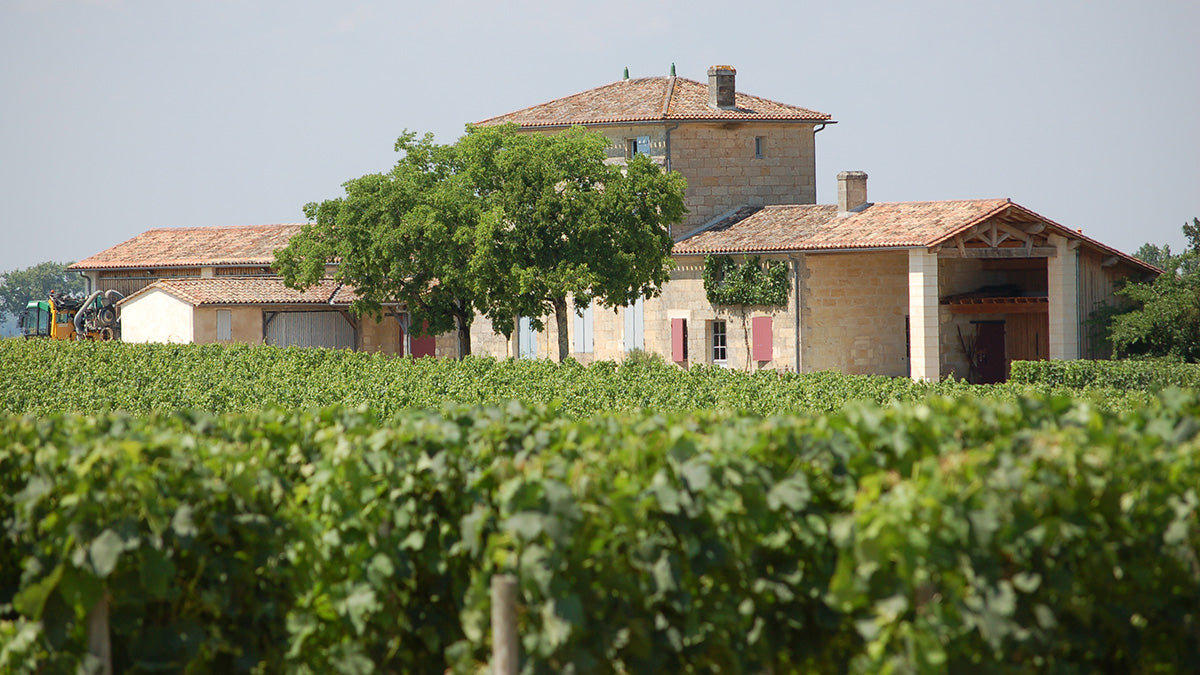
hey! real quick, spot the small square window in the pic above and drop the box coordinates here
[754,136,764,159]
[625,136,651,159]
[711,320,727,364]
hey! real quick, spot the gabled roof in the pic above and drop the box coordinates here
[118,277,357,307]
[673,199,1158,275]
[476,76,832,128]
[69,224,305,270]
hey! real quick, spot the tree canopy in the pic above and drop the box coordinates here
[1109,217,1200,361]
[276,124,687,360]
[275,131,481,356]
[465,124,686,360]
[0,261,84,323]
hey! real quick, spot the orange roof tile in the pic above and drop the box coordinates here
[476,76,832,128]
[672,199,1158,274]
[674,200,1012,254]
[119,277,356,307]
[69,224,305,270]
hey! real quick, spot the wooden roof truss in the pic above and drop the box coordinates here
[937,212,1057,259]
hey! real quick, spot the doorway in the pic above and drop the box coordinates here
[973,321,1007,384]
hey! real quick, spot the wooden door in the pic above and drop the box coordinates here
[974,321,1007,384]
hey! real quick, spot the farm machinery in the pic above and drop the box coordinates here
[20,289,124,341]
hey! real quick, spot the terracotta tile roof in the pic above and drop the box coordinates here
[69,224,305,270]
[674,200,1013,254]
[476,76,832,128]
[118,277,357,307]
[673,199,1158,274]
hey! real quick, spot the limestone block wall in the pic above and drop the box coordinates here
[470,313,511,359]
[552,121,817,239]
[359,315,402,355]
[1046,234,1080,360]
[658,255,798,372]
[669,122,817,237]
[803,251,909,377]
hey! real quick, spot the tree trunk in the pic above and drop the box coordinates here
[454,311,471,359]
[741,306,752,371]
[553,296,570,363]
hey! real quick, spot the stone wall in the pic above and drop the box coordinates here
[654,255,798,372]
[532,121,818,239]
[359,314,402,355]
[803,251,909,377]
[668,122,816,237]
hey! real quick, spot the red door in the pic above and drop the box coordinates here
[974,322,1007,384]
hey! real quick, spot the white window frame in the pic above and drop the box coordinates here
[711,319,728,364]
[754,136,764,159]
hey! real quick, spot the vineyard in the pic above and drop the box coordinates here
[0,339,1164,416]
[1,340,1198,673]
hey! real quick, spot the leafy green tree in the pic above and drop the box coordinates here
[275,132,481,357]
[464,124,686,361]
[279,125,686,361]
[1109,218,1200,361]
[1133,242,1173,269]
[0,261,84,323]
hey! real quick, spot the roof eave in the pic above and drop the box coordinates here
[673,244,921,256]
[480,117,835,130]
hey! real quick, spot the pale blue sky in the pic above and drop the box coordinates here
[1,0,1197,274]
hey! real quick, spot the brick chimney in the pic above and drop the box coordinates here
[837,171,869,215]
[707,65,736,109]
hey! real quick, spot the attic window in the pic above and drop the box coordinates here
[625,136,651,159]
[754,136,764,159]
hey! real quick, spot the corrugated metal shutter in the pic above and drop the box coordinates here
[266,311,355,349]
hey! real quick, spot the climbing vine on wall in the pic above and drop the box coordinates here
[702,255,790,306]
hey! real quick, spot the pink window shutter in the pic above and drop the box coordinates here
[671,318,687,363]
[752,316,772,361]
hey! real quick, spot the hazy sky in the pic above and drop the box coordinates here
[1,0,1197,274]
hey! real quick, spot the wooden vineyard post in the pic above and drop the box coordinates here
[86,595,113,675]
[491,574,518,675]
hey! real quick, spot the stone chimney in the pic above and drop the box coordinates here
[837,171,869,215]
[707,65,736,109]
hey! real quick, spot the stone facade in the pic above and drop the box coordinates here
[547,121,818,238]
[805,251,909,376]
[469,251,914,377]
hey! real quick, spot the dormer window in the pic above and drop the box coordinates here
[625,136,651,159]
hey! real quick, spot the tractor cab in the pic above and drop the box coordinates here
[19,292,90,340]
[20,300,53,338]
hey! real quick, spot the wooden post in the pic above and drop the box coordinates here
[86,595,113,675]
[491,574,518,675]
